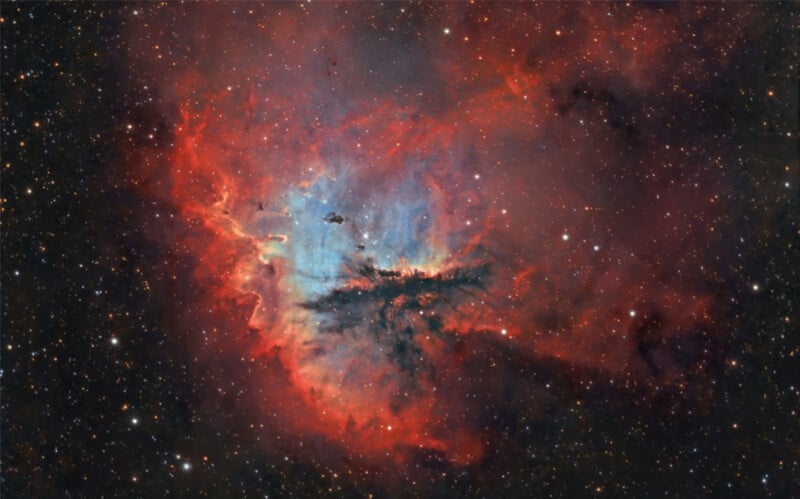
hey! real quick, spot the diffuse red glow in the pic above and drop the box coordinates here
[129,2,743,466]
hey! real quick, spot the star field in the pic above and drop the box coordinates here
[1,3,798,497]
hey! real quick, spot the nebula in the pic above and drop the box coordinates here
[127,2,755,471]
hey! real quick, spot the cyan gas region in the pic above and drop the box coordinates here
[278,169,450,300]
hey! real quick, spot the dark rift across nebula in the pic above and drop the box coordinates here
[300,261,491,391]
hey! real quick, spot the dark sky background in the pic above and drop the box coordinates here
[2,2,798,497]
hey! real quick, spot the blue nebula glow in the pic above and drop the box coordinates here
[265,169,445,301]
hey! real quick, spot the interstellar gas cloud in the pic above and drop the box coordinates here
[3,2,797,497]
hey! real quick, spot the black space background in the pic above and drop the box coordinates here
[2,3,798,498]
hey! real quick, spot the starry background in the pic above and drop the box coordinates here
[1,2,798,498]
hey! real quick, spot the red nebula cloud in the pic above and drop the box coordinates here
[127,2,748,468]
